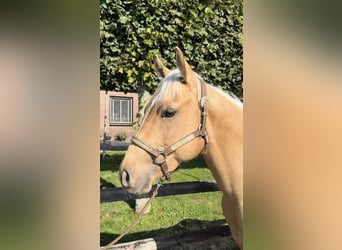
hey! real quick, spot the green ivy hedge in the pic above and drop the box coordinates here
[100,0,243,99]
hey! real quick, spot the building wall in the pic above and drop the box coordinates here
[100,90,139,141]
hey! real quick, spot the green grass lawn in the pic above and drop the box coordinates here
[100,151,225,246]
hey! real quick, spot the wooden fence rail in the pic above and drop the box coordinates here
[102,225,239,250]
[100,181,220,203]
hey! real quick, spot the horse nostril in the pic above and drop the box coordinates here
[121,170,130,188]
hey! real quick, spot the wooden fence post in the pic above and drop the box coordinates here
[135,198,151,214]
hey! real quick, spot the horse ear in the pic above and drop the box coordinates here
[153,55,170,79]
[175,47,192,83]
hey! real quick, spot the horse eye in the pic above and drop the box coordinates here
[161,109,177,118]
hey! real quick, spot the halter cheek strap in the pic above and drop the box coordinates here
[131,78,208,181]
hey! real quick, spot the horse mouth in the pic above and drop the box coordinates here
[125,177,152,196]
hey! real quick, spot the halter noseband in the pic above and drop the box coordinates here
[131,78,209,181]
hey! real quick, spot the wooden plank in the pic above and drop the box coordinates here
[101,225,239,250]
[100,181,220,203]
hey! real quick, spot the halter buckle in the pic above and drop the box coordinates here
[157,147,164,154]
[200,96,209,108]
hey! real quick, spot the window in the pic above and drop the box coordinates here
[109,97,133,125]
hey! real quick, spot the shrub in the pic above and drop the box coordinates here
[116,132,127,141]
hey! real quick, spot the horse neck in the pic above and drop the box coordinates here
[202,85,243,197]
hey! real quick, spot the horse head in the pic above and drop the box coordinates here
[119,47,207,194]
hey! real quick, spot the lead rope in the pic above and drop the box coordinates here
[102,182,162,250]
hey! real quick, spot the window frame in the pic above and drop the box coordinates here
[109,96,133,125]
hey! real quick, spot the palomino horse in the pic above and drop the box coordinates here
[119,47,243,248]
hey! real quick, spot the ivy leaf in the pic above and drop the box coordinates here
[119,16,130,24]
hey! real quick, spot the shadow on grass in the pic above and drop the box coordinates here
[180,156,207,169]
[100,177,116,189]
[100,218,227,246]
[100,152,126,172]
[100,152,207,173]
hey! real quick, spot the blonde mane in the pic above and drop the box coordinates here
[140,69,184,127]
[214,86,243,109]
[150,69,183,108]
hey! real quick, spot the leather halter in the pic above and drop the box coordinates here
[131,77,209,181]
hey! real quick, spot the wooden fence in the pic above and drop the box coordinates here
[100,181,220,203]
